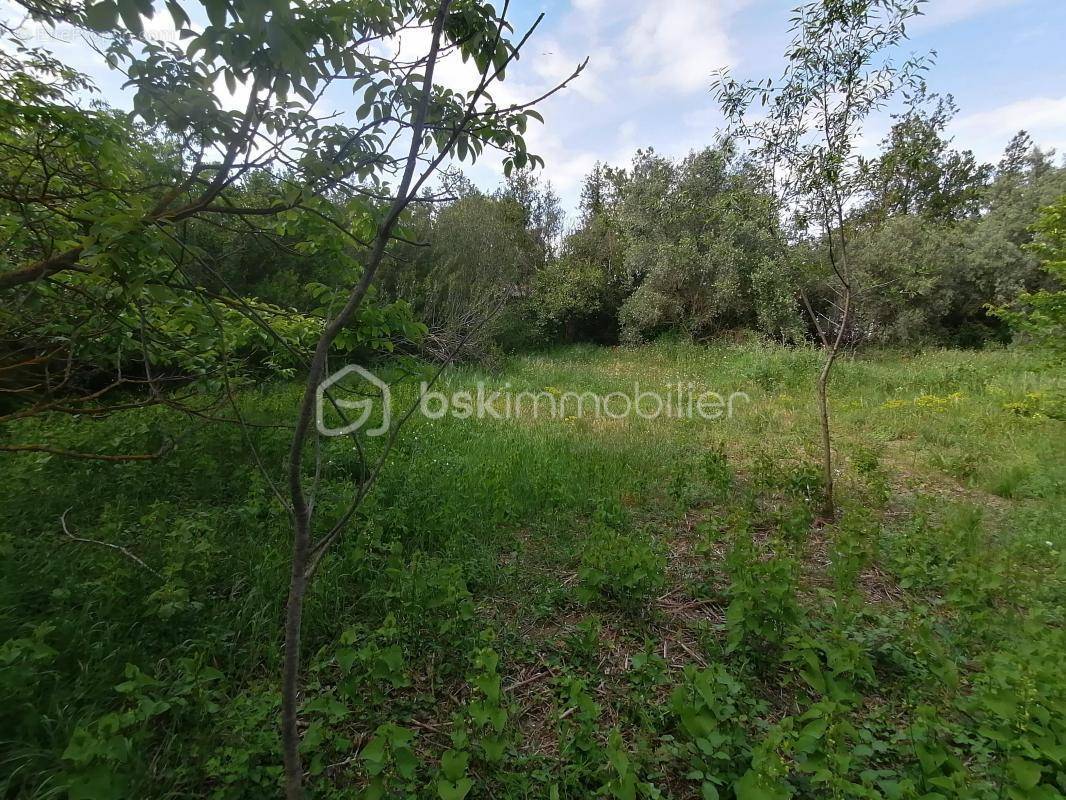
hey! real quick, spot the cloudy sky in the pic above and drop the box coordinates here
[458,0,1066,215]
[10,0,1066,218]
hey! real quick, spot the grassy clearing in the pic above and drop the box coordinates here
[2,341,1065,799]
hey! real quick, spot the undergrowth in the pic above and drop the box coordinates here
[1,341,1064,799]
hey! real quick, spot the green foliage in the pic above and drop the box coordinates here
[598,729,656,800]
[359,723,420,799]
[858,91,991,223]
[669,664,758,798]
[992,194,1066,361]
[437,748,473,800]
[335,615,412,697]
[724,528,801,654]
[60,658,227,798]
[619,147,802,344]
[464,646,510,764]
[9,1,1066,797]
[531,118,1065,352]
[702,443,735,502]
[532,257,609,336]
[0,0,550,457]
[430,643,512,799]
[849,148,1066,348]
[204,686,282,799]
[2,336,1065,797]
[386,186,544,361]
[578,525,666,611]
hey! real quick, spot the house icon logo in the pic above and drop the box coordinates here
[316,365,390,437]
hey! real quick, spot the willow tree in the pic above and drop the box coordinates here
[714,0,930,519]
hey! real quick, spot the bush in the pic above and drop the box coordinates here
[578,525,666,611]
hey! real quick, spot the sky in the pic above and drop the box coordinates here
[455,0,1066,215]
[7,0,1066,218]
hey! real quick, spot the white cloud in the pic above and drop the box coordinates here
[681,106,721,132]
[622,0,739,93]
[532,39,612,103]
[950,96,1066,161]
[910,0,1022,31]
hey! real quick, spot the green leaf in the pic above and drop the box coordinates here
[117,0,144,34]
[360,735,387,768]
[365,776,385,800]
[336,647,359,672]
[84,1,120,31]
[67,764,128,800]
[481,736,506,762]
[393,744,418,779]
[204,0,226,27]
[164,0,190,27]
[440,749,469,781]
[1008,757,1042,790]
[438,778,473,800]
[304,695,348,720]
[734,770,789,800]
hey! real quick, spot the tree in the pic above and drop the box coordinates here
[535,162,628,343]
[534,147,800,346]
[0,0,458,454]
[499,166,564,266]
[579,161,616,220]
[845,214,968,344]
[991,195,1066,362]
[997,131,1037,180]
[0,40,362,457]
[956,140,1066,342]
[715,0,931,519]
[858,90,990,223]
[268,5,582,796]
[396,185,542,361]
[610,146,797,342]
[1,1,583,795]
[843,128,1065,347]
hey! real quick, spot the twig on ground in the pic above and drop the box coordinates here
[59,508,161,578]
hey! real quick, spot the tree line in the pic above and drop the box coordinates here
[393,122,1063,357]
[5,39,1060,407]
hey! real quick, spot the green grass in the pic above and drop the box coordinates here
[2,341,1065,799]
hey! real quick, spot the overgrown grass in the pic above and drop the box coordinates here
[2,341,1064,798]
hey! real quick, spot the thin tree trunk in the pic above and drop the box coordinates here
[799,287,830,349]
[281,533,309,799]
[816,284,849,520]
[275,7,583,793]
[281,331,337,799]
[279,7,451,797]
[818,200,852,521]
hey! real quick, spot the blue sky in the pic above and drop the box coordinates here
[460,0,1066,215]
[7,0,1065,217]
